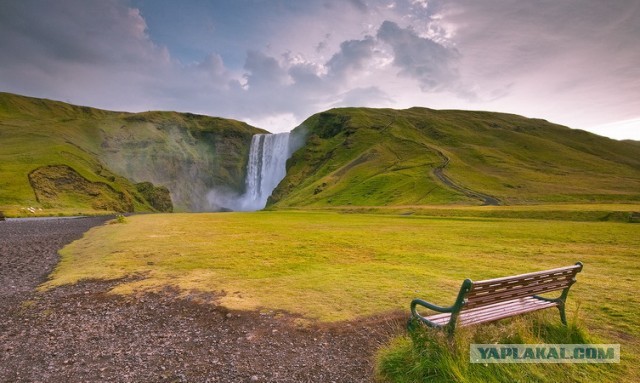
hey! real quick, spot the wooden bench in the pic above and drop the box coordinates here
[410,262,583,334]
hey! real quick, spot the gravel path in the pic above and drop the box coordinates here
[0,217,402,382]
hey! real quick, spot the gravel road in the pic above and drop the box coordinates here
[0,217,402,382]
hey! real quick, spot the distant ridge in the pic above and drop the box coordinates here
[269,107,640,207]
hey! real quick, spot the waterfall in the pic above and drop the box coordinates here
[207,129,305,212]
[240,132,290,211]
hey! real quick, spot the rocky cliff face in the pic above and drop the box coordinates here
[98,112,263,211]
[0,93,264,214]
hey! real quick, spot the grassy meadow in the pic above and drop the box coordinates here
[44,207,640,381]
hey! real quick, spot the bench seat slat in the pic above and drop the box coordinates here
[423,297,550,323]
[460,301,557,326]
[424,297,556,324]
[425,297,558,327]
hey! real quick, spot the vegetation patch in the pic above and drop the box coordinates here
[291,203,640,222]
[3,93,640,214]
[376,312,619,383]
[135,182,173,212]
[29,165,134,212]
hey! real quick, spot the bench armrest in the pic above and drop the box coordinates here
[411,298,453,315]
[410,298,454,328]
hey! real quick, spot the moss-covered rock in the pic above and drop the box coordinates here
[135,182,173,212]
[28,165,134,212]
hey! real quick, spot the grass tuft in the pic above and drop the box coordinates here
[376,312,619,383]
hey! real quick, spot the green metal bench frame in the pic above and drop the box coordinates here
[410,262,583,335]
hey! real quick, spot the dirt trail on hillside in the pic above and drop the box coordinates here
[0,217,402,382]
[430,147,501,206]
[382,115,500,206]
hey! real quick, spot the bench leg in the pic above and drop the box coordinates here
[407,317,419,332]
[558,303,567,325]
[557,285,574,326]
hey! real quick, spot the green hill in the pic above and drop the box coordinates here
[0,92,263,215]
[269,107,640,207]
[2,93,639,215]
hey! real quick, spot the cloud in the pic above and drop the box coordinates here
[196,53,231,86]
[376,20,459,92]
[0,1,459,126]
[326,36,377,80]
[0,0,476,133]
[244,50,290,88]
[347,0,369,13]
[0,0,171,110]
[1,0,638,139]
[440,0,640,130]
[0,1,154,66]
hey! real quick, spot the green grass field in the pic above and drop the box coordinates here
[44,208,640,381]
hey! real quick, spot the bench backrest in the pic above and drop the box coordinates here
[463,263,583,310]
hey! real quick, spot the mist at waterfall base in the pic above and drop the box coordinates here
[206,130,305,211]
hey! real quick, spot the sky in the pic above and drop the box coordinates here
[1,0,639,140]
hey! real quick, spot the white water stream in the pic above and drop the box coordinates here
[239,133,291,211]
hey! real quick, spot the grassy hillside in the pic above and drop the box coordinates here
[3,94,639,214]
[270,108,640,207]
[0,92,264,215]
